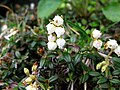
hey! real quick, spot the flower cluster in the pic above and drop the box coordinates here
[92,29,102,50]
[92,29,120,72]
[46,15,66,50]
[23,62,39,90]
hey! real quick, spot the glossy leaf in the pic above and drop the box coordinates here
[109,79,120,84]
[89,71,101,77]
[97,77,107,84]
[49,75,58,82]
[102,2,120,22]
[37,0,62,19]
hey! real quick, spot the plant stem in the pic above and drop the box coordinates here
[105,49,113,77]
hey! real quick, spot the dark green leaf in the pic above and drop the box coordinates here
[80,73,89,83]
[74,54,81,65]
[40,58,46,68]
[37,0,62,19]
[49,75,58,82]
[68,63,75,71]
[49,62,53,69]
[15,51,21,58]
[38,76,46,82]
[89,71,101,77]
[63,53,72,63]
[100,83,109,89]
[110,87,116,90]
[109,79,120,84]
[31,41,36,48]
[112,70,120,75]
[97,77,107,84]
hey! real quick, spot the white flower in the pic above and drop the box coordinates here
[55,27,65,37]
[47,42,57,50]
[30,3,35,10]
[46,23,56,34]
[114,46,120,57]
[53,15,63,26]
[1,24,8,31]
[93,39,102,49]
[56,38,66,49]
[4,30,18,40]
[48,34,56,42]
[92,29,102,39]
[105,39,118,49]
[26,85,37,90]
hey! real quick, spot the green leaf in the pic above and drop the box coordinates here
[80,73,89,83]
[49,62,53,69]
[49,75,58,82]
[68,63,75,71]
[15,51,21,58]
[38,76,46,82]
[102,2,120,22]
[31,41,36,48]
[97,77,107,84]
[110,87,116,90]
[100,83,109,89]
[74,54,81,65]
[13,87,18,90]
[63,53,72,63]
[112,70,120,75]
[37,0,62,19]
[40,58,46,68]
[70,35,77,43]
[112,57,120,69]
[89,71,101,77]
[109,79,120,84]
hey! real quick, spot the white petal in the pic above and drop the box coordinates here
[1,24,8,31]
[48,34,56,42]
[47,42,57,50]
[53,15,63,26]
[30,3,35,10]
[46,23,56,34]
[114,46,120,57]
[92,29,102,39]
[56,38,66,49]
[55,27,65,37]
[93,39,102,49]
[105,39,118,49]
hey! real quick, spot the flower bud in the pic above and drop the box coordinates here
[24,68,30,76]
[92,29,102,39]
[101,65,108,72]
[96,61,106,70]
